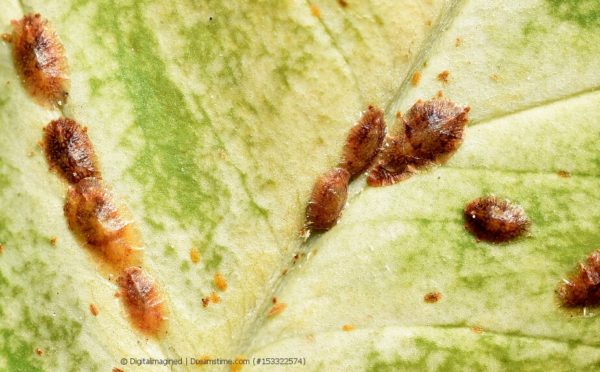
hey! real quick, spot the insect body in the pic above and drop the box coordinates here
[11,13,69,107]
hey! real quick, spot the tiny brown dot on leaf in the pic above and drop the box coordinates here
[455,37,463,47]
[310,4,321,18]
[411,71,421,86]
[35,348,44,356]
[190,247,201,264]
[214,273,228,291]
[210,291,221,304]
[337,0,348,7]
[557,170,571,178]
[268,303,287,317]
[471,326,484,334]
[342,324,355,331]
[49,236,57,246]
[424,292,442,303]
[89,303,99,316]
[437,71,450,84]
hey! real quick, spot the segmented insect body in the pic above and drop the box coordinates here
[366,136,415,187]
[11,13,69,107]
[64,177,142,269]
[118,267,166,334]
[305,167,350,231]
[558,250,600,307]
[340,105,386,177]
[367,98,469,187]
[463,196,529,243]
[403,98,470,165]
[43,118,99,184]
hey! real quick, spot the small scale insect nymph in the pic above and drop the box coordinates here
[118,267,166,335]
[339,105,386,178]
[305,167,350,231]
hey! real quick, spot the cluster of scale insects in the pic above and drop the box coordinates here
[9,14,166,335]
[4,9,598,322]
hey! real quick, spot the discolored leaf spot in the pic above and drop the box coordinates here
[117,267,166,335]
[305,167,350,231]
[43,117,99,184]
[11,13,69,107]
[558,250,600,307]
[367,98,469,187]
[463,196,529,243]
[403,98,470,165]
[64,177,142,271]
[339,105,386,177]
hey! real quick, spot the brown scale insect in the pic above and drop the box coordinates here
[366,136,417,187]
[11,13,69,107]
[339,105,386,178]
[367,98,469,187]
[117,267,166,335]
[305,167,350,231]
[64,177,143,270]
[43,118,99,184]
[463,196,529,243]
[557,250,600,307]
[403,98,470,165]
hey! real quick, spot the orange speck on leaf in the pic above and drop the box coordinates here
[268,302,287,317]
[0,243,4,255]
[455,37,463,47]
[437,70,450,84]
[471,326,484,334]
[35,348,44,356]
[190,247,201,264]
[202,297,210,308]
[89,303,99,316]
[209,291,221,304]
[342,324,355,331]
[310,4,321,18]
[49,236,58,246]
[214,273,228,291]
[1,33,11,43]
[411,71,421,86]
[490,74,501,82]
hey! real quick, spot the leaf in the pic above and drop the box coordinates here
[0,0,599,371]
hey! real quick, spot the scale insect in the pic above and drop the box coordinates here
[339,105,386,178]
[43,117,99,184]
[64,177,143,270]
[305,167,350,231]
[117,267,166,334]
[11,13,70,107]
[367,98,469,187]
[463,196,529,243]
